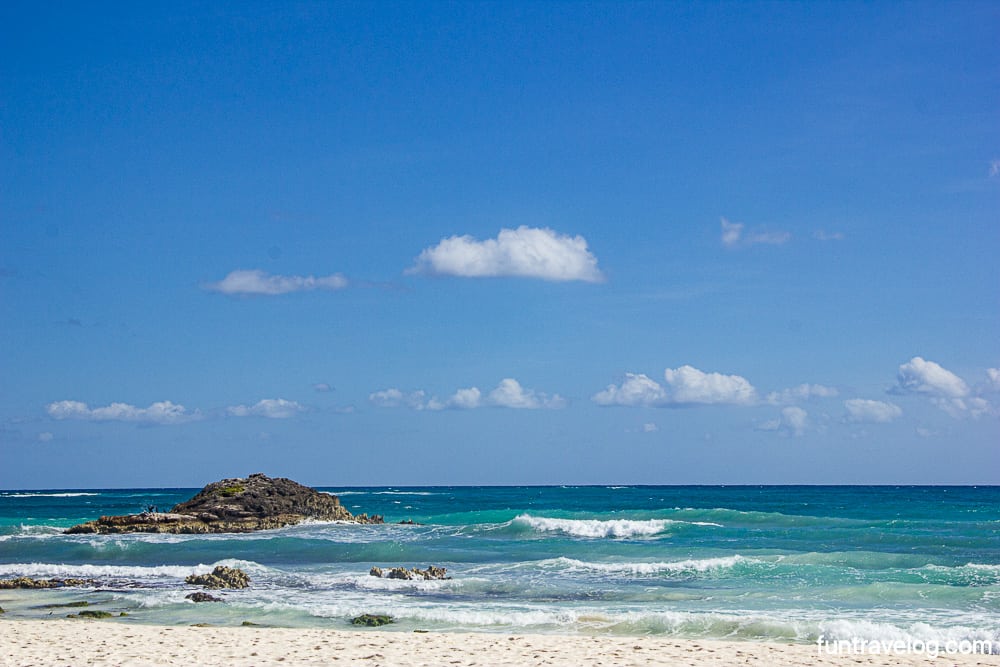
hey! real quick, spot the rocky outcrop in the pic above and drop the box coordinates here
[185,592,223,602]
[65,473,384,534]
[369,565,449,580]
[185,566,250,589]
[351,613,394,626]
[0,577,98,589]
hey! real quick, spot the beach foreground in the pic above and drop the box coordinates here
[1,621,998,667]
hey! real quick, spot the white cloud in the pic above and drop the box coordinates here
[642,422,659,433]
[313,383,332,393]
[931,396,993,420]
[370,379,564,411]
[757,407,809,436]
[781,406,809,436]
[487,378,565,409]
[894,357,969,398]
[594,366,757,407]
[662,365,757,405]
[592,373,667,407]
[813,230,845,241]
[368,388,427,409]
[37,432,53,442]
[205,269,348,295]
[46,400,198,425]
[720,218,744,248]
[891,356,995,418]
[984,368,1000,391]
[227,398,306,419]
[408,226,604,282]
[766,383,838,405]
[426,386,483,411]
[844,398,902,423]
[720,217,790,248]
[990,159,1000,178]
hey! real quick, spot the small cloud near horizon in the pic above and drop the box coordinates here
[593,365,757,407]
[720,217,790,249]
[370,378,566,410]
[844,398,902,423]
[227,398,306,419]
[408,226,604,283]
[205,269,348,296]
[46,400,200,425]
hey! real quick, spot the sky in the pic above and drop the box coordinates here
[1,1,998,488]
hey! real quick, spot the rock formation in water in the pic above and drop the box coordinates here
[0,577,99,589]
[65,473,383,534]
[369,565,449,580]
[185,591,223,602]
[185,566,250,589]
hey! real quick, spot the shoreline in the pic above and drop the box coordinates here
[2,620,998,666]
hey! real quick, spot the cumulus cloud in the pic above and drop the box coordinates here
[720,217,790,248]
[663,365,757,405]
[313,383,333,393]
[781,406,809,436]
[368,388,428,409]
[408,226,604,282]
[893,357,969,398]
[891,356,993,418]
[990,159,1000,178]
[642,422,659,433]
[205,269,348,295]
[46,400,198,425]
[758,406,809,436]
[766,383,839,405]
[986,368,1000,392]
[487,378,565,409]
[592,373,667,407]
[227,398,306,419]
[37,432,54,442]
[593,366,757,407]
[370,379,564,411]
[844,398,902,423]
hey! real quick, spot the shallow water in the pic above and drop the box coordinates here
[0,485,997,649]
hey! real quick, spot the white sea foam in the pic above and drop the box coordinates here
[2,492,100,498]
[0,558,264,581]
[513,514,682,538]
[548,555,751,575]
[818,618,1000,651]
[0,525,64,541]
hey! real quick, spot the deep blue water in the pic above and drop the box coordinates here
[0,485,997,648]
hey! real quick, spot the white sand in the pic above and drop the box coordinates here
[1,620,998,666]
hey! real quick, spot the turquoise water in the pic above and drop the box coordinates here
[0,486,997,648]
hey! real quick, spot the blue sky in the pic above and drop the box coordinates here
[1,2,997,488]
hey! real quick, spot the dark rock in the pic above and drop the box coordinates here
[351,614,394,627]
[398,519,422,525]
[185,591,223,602]
[241,620,261,626]
[185,565,250,589]
[370,565,449,580]
[190,623,213,627]
[65,473,384,534]
[0,577,98,589]
[0,606,5,614]
[75,610,114,619]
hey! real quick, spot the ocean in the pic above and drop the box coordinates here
[0,485,997,650]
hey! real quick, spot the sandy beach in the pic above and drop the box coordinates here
[1,620,997,667]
